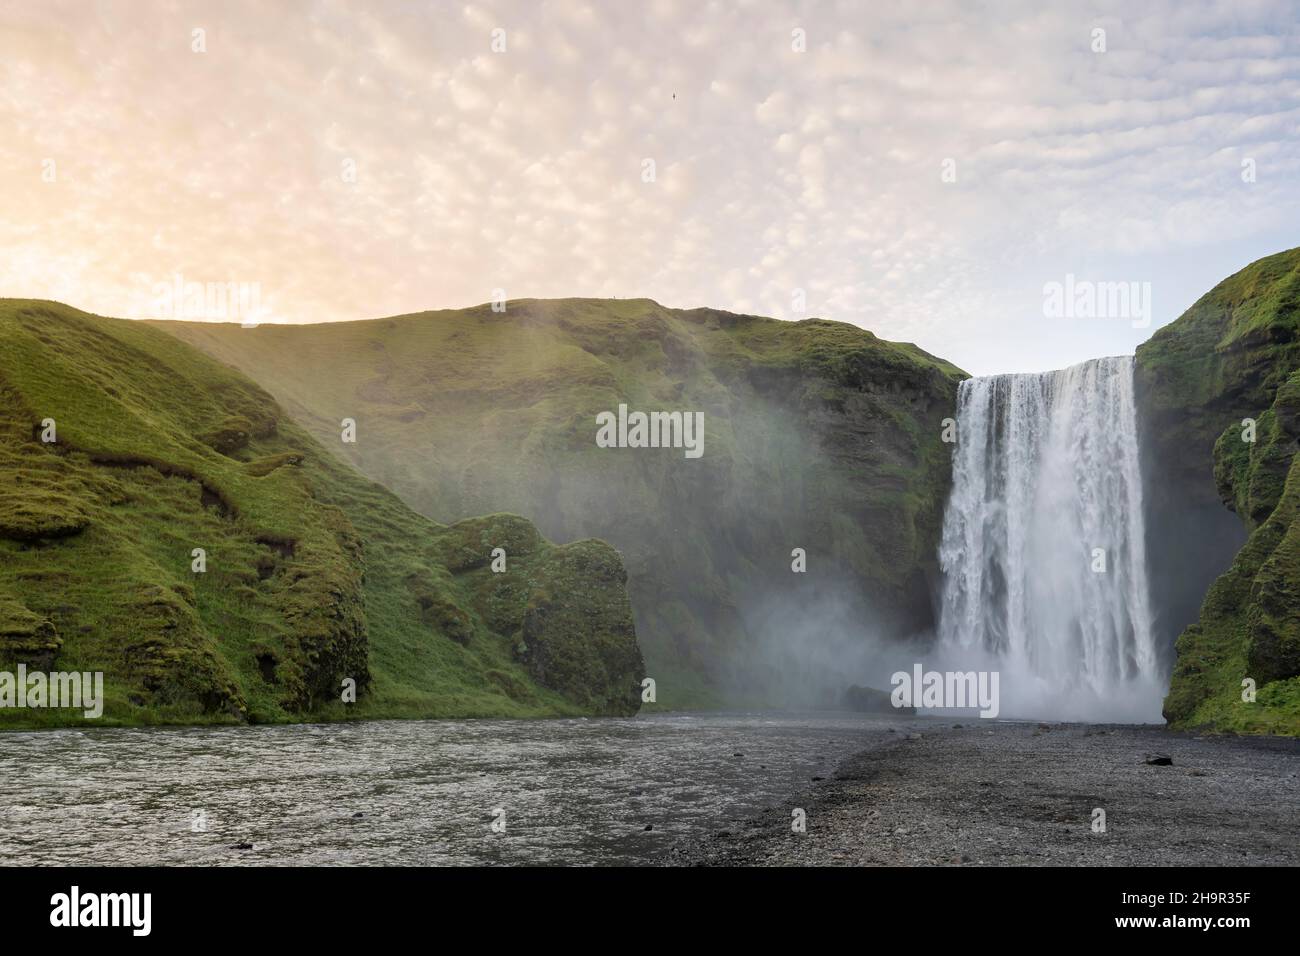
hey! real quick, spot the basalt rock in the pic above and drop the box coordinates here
[1135,247,1300,734]
[843,683,913,716]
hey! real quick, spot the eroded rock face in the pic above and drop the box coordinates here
[159,299,967,707]
[1135,246,1300,733]
[0,597,60,671]
[431,514,645,714]
[1216,372,1300,689]
[0,300,645,727]
[517,539,644,716]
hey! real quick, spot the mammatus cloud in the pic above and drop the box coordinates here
[1,0,1297,373]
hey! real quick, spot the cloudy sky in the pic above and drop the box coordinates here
[2,0,1298,374]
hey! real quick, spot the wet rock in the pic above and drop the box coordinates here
[843,684,913,715]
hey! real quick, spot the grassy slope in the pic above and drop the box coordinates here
[157,298,966,707]
[1136,248,1300,733]
[0,300,643,729]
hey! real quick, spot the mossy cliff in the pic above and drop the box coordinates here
[1135,247,1300,734]
[0,300,643,728]
[158,299,966,706]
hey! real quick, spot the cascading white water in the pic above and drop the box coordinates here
[935,355,1164,722]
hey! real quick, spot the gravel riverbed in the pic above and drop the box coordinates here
[671,720,1300,866]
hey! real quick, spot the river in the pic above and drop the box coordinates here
[0,711,909,865]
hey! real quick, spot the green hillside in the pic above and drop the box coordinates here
[157,298,966,706]
[0,300,643,728]
[1136,247,1300,733]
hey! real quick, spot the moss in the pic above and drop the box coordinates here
[1137,248,1300,735]
[434,514,545,573]
[518,539,644,715]
[0,298,644,729]
[243,451,304,477]
[0,488,92,540]
[0,596,61,669]
[199,415,256,455]
[156,296,966,704]
[409,580,475,646]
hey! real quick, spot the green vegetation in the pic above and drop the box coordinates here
[12,259,1294,733]
[1136,247,1300,734]
[0,300,643,729]
[158,298,966,706]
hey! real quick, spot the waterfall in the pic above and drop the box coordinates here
[935,355,1163,722]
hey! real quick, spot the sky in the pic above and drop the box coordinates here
[1,0,1298,375]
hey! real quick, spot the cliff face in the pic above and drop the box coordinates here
[0,300,643,728]
[158,299,967,706]
[1135,248,1300,733]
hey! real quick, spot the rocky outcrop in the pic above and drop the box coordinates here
[0,299,644,727]
[159,299,966,707]
[430,514,644,714]
[1135,247,1300,733]
[842,684,913,715]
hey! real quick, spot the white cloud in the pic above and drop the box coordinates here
[0,0,1297,374]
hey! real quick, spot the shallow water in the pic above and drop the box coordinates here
[0,712,908,865]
